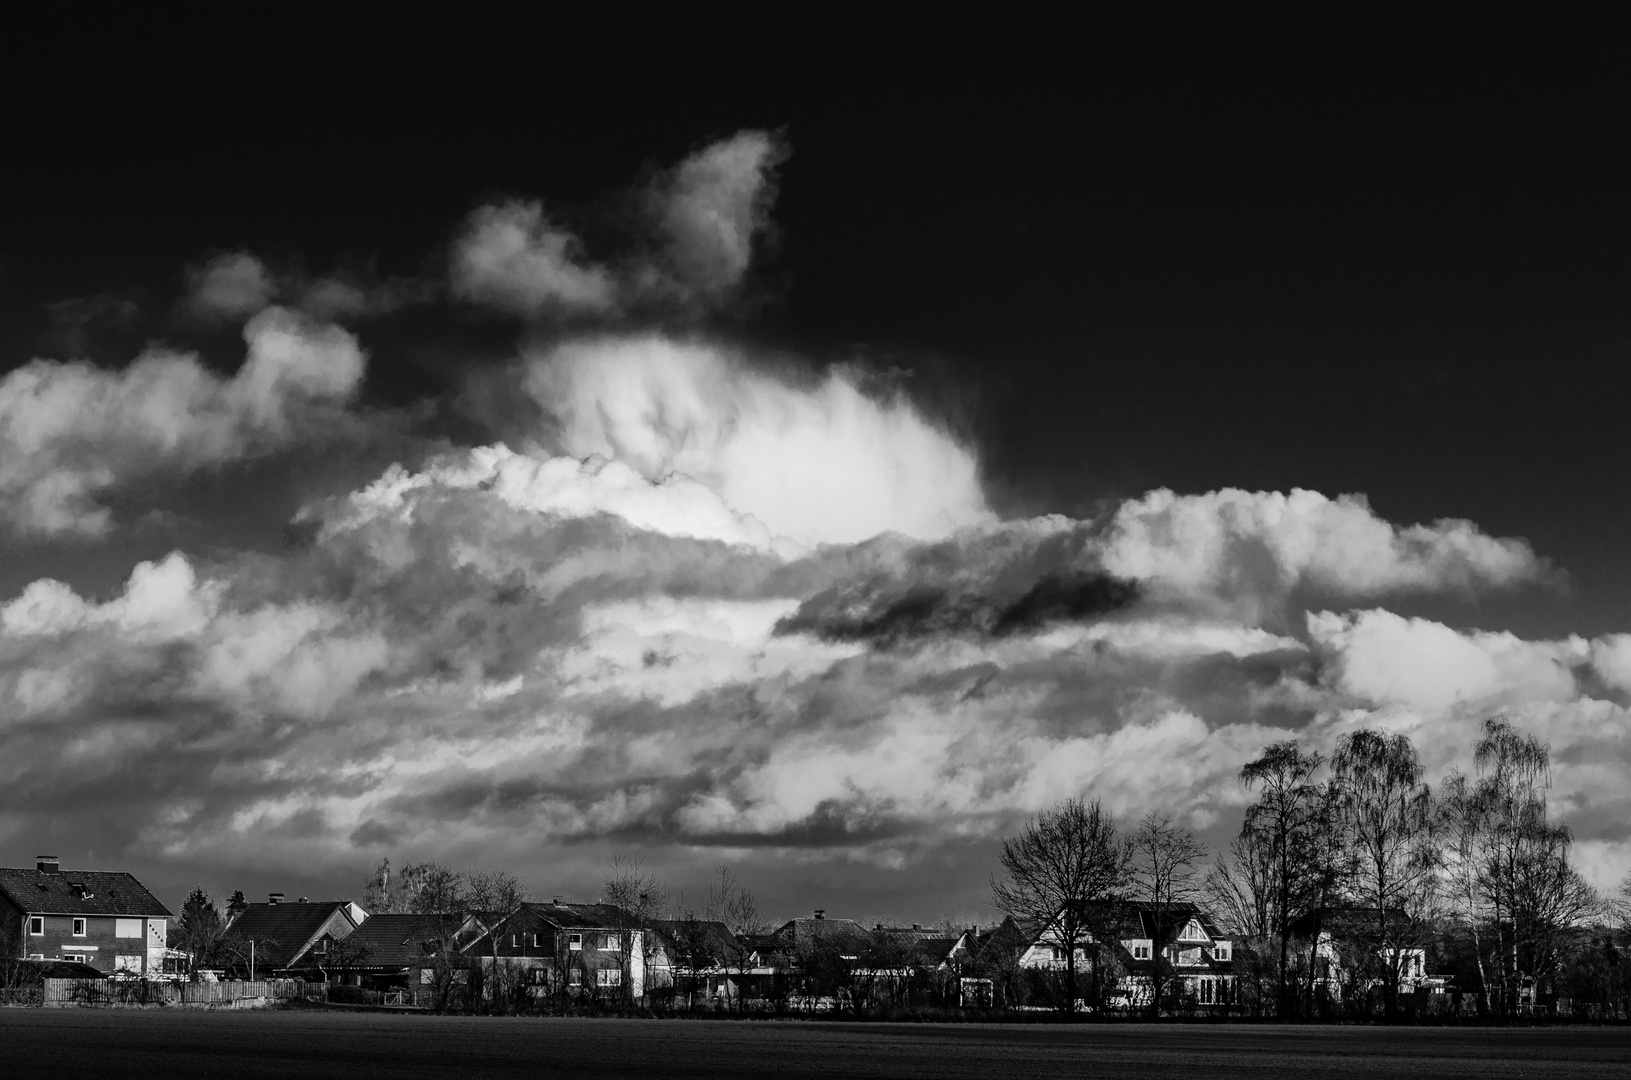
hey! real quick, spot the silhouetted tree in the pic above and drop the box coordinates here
[990,797,1130,1015]
[1128,811,1207,1018]
[1239,740,1325,1017]
[1332,729,1438,1021]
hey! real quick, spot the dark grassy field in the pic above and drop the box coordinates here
[5,1010,1629,1079]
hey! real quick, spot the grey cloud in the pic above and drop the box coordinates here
[180,251,432,325]
[451,130,786,320]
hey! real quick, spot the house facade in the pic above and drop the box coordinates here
[461,900,649,998]
[0,857,173,976]
[1003,900,1239,1010]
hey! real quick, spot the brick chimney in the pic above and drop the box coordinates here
[36,856,60,874]
[814,909,825,920]
[268,892,285,905]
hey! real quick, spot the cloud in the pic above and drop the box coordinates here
[324,443,795,554]
[643,129,785,305]
[451,130,785,319]
[1308,608,1585,711]
[181,251,429,324]
[183,252,277,322]
[0,307,366,536]
[3,445,1628,909]
[523,335,990,545]
[450,203,619,317]
[1103,487,1552,624]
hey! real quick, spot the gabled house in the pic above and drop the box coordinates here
[996,900,1240,1010]
[644,917,742,1001]
[337,911,475,991]
[0,856,173,976]
[1288,907,1447,1002]
[461,900,649,998]
[220,893,364,979]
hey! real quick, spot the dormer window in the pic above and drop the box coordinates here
[1179,919,1207,942]
[1215,943,1231,961]
[1131,943,1151,960]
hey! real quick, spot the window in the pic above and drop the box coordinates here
[72,918,87,937]
[509,933,518,948]
[1214,944,1230,962]
[116,918,142,938]
[1131,943,1151,960]
[602,933,619,951]
[29,916,43,935]
[595,968,622,987]
[568,933,582,951]
[568,967,583,986]
[530,933,540,948]
[63,953,88,964]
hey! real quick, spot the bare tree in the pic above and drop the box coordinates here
[1239,740,1325,1017]
[1205,831,1276,941]
[401,862,466,914]
[1332,729,1438,1021]
[707,864,767,1011]
[990,797,1130,1014]
[602,851,668,1004]
[1128,811,1207,1018]
[465,868,529,1010]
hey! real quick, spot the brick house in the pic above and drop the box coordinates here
[0,856,173,976]
[462,900,647,998]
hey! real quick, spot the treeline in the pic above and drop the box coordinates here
[991,715,1630,1020]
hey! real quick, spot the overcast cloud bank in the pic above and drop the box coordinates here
[1,129,1623,912]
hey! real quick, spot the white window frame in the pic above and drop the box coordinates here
[568,933,582,951]
[602,933,618,951]
[595,967,622,987]
[1132,943,1150,960]
[72,918,87,937]
[64,953,88,964]
[1214,944,1230,961]
[29,916,44,935]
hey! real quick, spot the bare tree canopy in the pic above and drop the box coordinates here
[1128,811,1207,1017]
[990,797,1130,1013]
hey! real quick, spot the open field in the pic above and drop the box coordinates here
[5,1010,1630,1080]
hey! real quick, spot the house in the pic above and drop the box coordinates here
[1289,907,1448,1002]
[220,892,364,979]
[336,911,476,992]
[0,856,173,976]
[1115,903,1239,1009]
[461,899,649,998]
[995,900,1240,1010]
[644,917,742,1001]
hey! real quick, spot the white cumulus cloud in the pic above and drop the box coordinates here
[524,335,990,546]
[0,307,366,537]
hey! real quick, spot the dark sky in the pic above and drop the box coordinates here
[4,11,1630,916]
[10,11,1626,634]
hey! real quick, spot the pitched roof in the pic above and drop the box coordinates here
[0,867,171,918]
[646,918,740,961]
[522,901,632,930]
[223,901,355,969]
[775,916,869,946]
[344,913,469,967]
